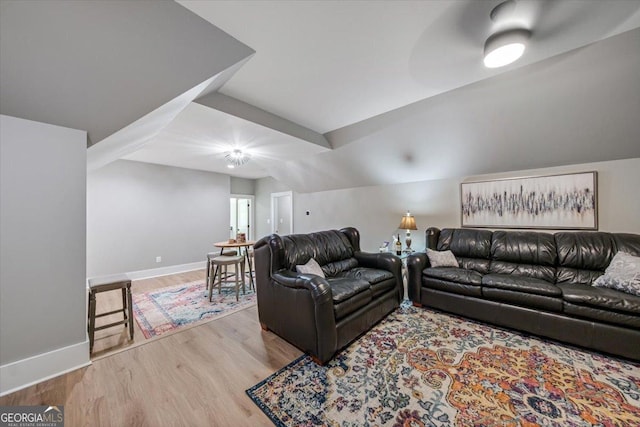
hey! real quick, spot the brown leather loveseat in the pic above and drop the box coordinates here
[254,227,403,363]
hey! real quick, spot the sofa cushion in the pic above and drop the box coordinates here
[563,302,640,329]
[369,279,397,298]
[555,232,616,285]
[335,267,394,285]
[593,251,640,296]
[423,277,483,297]
[558,283,640,315]
[327,277,372,319]
[327,277,370,303]
[335,268,395,298]
[437,229,492,274]
[482,288,563,312]
[482,274,561,297]
[322,257,359,277]
[489,231,557,282]
[424,267,483,286]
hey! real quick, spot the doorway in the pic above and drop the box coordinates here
[230,195,254,241]
[271,191,293,235]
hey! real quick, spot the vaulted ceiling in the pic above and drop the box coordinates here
[2,1,640,190]
[179,0,640,134]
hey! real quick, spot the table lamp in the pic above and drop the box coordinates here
[398,211,418,253]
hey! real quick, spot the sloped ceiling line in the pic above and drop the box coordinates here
[0,0,254,146]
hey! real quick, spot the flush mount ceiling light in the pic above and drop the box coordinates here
[483,29,531,68]
[225,149,250,169]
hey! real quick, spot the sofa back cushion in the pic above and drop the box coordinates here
[322,258,359,277]
[437,228,492,273]
[614,233,640,257]
[555,232,616,285]
[489,231,557,282]
[282,230,355,273]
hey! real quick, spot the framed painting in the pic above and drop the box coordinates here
[461,171,598,230]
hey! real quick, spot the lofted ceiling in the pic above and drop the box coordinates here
[127,0,640,183]
[3,1,639,185]
[178,0,640,134]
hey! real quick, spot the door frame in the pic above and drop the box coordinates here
[230,194,255,241]
[270,191,293,235]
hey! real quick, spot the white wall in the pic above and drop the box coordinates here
[255,158,640,252]
[0,115,88,394]
[87,160,231,277]
[254,177,290,240]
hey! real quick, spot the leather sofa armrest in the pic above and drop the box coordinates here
[355,251,401,275]
[255,233,285,273]
[355,251,403,301]
[407,253,428,304]
[272,270,333,303]
[270,270,337,362]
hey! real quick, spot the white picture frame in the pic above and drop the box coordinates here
[461,171,598,230]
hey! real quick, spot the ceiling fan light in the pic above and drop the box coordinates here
[483,29,530,68]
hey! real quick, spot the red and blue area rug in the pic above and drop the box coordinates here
[247,305,640,426]
[132,280,256,338]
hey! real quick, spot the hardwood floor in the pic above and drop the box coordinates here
[0,270,300,426]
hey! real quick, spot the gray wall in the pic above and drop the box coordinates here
[0,115,86,365]
[87,160,230,277]
[230,176,256,195]
[255,158,640,252]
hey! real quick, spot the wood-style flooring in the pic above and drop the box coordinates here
[0,270,301,426]
[90,270,212,359]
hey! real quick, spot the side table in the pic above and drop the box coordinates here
[393,252,416,301]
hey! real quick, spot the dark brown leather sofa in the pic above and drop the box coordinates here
[407,228,640,361]
[254,227,403,363]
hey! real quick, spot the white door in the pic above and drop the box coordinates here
[230,195,254,240]
[271,191,293,235]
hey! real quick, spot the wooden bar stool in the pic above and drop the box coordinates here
[206,250,237,293]
[246,248,255,291]
[87,273,133,353]
[209,255,245,302]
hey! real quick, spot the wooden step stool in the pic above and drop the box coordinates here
[88,274,134,353]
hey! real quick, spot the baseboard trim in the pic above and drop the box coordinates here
[87,261,205,284]
[0,340,91,397]
[125,261,205,280]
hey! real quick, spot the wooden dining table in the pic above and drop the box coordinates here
[213,240,256,290]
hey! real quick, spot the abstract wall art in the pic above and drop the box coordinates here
[461,171,597,229]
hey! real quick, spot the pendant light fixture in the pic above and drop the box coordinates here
[225,149,250,169]
[484,29,531,68]
[483,0,531,68]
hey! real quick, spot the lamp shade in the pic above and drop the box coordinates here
[399,213,417,230]
[483,29,531,68]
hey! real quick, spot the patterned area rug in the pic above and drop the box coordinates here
[132,280,256,338]
[247,305,640,426]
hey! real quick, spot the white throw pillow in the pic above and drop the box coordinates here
[593,251,640,297]
[296,258,325,278]
[426,248,459,268]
